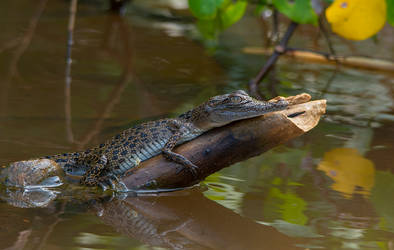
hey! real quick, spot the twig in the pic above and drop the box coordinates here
[243,46,394,72]
[317,67,339,99]
[37,202,66,250]
[287,47,332,59]
[64,0,78,143]
[318,17,338,65]
[76,15,134,149]
[76,74,131,148]
[258,14,270,48]
[0,0,48,116]
[4,230,32,250]
[0,37,21,54]
[272,9,279,42]
[249,21,298,98]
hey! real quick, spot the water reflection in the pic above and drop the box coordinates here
[92,188,302,249]
[0,0,393,249]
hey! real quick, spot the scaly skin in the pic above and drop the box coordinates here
[44,90,288,189]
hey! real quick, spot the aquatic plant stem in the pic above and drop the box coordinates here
[249,21,298,98]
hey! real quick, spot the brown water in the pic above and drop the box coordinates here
[0,0,394,249]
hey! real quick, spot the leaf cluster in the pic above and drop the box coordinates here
[188,0,394,40]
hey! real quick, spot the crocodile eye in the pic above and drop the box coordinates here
[230,95,242,103]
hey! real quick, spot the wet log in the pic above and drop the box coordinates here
[123,93,326,190]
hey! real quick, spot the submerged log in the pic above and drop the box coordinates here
[123,93,326,190]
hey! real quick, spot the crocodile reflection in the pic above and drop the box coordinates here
[91,188,301,250]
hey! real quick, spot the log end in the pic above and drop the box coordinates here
[283,99,327,132]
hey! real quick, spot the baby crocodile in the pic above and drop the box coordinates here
[44,90,288,190]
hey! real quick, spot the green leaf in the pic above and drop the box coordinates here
[387,0,394,26]
[189,0,218,19]
[273,0,318,24]
[220,1,248,28]
[217,0,232,9]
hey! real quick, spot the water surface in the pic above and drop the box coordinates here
[0,0,393,249]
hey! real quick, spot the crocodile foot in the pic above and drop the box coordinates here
[98,174,128,192]
[175,164,199,178]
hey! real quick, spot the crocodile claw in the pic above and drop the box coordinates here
[189,165,199,178]
[98,174,128,192]
[176,164,199,178]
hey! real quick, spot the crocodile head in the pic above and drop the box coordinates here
[184,90,288,130]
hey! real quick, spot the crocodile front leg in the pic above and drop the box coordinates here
[80,155,108,186]
[162,124,199,177]
[80,155,128,191]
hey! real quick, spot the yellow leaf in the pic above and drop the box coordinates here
[325,0,387,40]
[317,148,375,198]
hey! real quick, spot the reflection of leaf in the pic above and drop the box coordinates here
[273,0,318,24]
[317,148,375,198]
[264,220,320,238]
[388,0,394,26]
[370,171,394,233]
[325,0,387,40]
[267,187,308,225]
[204,179,244,213]
[220,1,248,28]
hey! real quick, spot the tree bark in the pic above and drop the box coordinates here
[122,93,326,190]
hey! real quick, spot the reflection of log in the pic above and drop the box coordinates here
[123,94,326,190]
[96,188,302,249]
[243,47,394,72]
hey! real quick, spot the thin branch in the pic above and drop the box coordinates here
[64,0,78,143]
[243,47,394,72]
[249,21,298,98]
[76,74,131,148]
[317,67,339,100]
[286,47,332,58]
[272,9,279,42]
[0,0,48,116]
[318,17,337,60]
[0,37,21,54]
[4,230,32,250]
[258,14,270,48]
[75,15,134,149]
[37,202,66,250]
